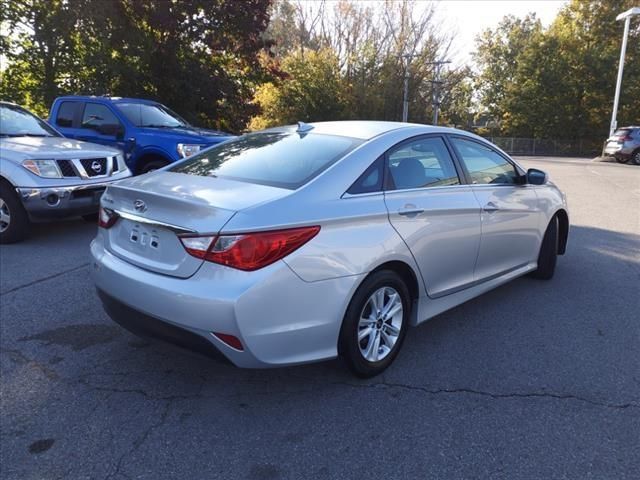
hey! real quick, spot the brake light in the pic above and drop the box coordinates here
[179,226,320,271]
[98,206,119,229]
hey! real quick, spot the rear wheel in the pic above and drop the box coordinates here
[339,270,410,377]
[530,216,558,280]
[615,155,629,164]
[0,181,29,244]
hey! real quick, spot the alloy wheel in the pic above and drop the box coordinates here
[0,198,10,233]
[358,286,403,362]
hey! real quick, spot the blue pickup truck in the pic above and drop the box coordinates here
[49,96,234,174]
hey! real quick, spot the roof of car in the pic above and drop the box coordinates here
[54,95,159,105]
[267,121,473,141]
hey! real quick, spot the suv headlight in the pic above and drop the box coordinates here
[22,159,62,178]
[177,143,202,158]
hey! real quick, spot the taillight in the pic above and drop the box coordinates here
[179,226,320,271]
[98,206,119,229]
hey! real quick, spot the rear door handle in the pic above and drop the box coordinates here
[398,208,425,216]
[482,202,500,212]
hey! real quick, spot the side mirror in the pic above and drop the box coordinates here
[526,168,548,185]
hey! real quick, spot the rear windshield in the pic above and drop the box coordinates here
[171,131,361,189]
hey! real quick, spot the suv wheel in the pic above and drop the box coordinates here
[632,150,640,166]
[0,181,29,244]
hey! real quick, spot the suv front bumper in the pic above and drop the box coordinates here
[17,183,109,220]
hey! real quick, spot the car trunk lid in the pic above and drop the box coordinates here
[102,171,291,278]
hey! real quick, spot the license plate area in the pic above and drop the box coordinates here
[106,218,203,278]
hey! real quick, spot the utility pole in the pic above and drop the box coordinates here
[428,60,451,126]
[401,54,418,122]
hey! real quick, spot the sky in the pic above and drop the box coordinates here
[433,0,568,66]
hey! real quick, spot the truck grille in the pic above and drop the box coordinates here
[80,157,108,177]
[56,159,78,177]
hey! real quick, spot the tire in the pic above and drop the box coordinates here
[139,159,168,174]
[615,156,629,164]
[632,150,640,166]
[339,270,410,378]
[0,181,29,244]
[530,216,558,280]
[81,213,99,222]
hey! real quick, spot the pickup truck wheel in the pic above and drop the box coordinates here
[0,182,29,244]
[139,159,169,174]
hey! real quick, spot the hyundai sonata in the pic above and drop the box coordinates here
[91,121,569,377]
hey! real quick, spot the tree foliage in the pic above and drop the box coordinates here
[252,0,468,128]
[0,0,275,131]
[474,0,640,138]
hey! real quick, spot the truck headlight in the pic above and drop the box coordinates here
[22,159,62,178]
[177,143,202,158]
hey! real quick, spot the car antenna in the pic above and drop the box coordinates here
[296,121,314,134]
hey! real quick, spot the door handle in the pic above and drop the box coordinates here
[482,202,500,212]
[398,208,424,216]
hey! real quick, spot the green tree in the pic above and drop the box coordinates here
[249,48,350,129]
[1,0,275,131]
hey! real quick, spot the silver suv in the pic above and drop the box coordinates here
[603,127,640,165]
[0,101,131,243]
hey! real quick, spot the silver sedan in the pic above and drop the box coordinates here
[91,121,569,377]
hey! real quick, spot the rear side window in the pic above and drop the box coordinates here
[450,137,519,185]
[347,156,384,195]
[56,101,78,127]
[171,132,361,189]
[81,103,122,130]
[386,136,460,190]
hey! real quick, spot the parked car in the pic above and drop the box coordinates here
[0,101,131,243]
[91,121,569,377]
[49,96,234,174]
[603,126,640,164]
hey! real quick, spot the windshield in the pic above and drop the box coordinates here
[171,131,362,189]
[116,102,188,128]
[0,104,59,137]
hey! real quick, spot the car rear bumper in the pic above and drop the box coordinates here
[18,183,109,220]
[90,234,362,368]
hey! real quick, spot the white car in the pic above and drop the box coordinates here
[91,121,569,377]
[0,101,131,243]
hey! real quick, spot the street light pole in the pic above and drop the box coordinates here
[610,7,640,137]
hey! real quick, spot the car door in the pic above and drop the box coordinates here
[448,136,542,282]
[77,102,126,152]
[383,135,482,298]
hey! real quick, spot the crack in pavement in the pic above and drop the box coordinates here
[332,381,640,410]
[0,263,90,296]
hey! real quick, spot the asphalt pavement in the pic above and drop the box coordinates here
[1,157,639,479]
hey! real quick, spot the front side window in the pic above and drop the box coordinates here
[386,136,460,190]
[450,137,519,185]
[116,103,187,128]
[81,103,122,131]
[55,101,78,127]
[0,104,58,137]
[171,131,361,189]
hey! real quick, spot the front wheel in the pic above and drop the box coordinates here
[339,270,410,377]
[139,159,169,174]
[530,216,558,280]
[0,181,29,244]
[632,150,640,166]
[615,156,629,164]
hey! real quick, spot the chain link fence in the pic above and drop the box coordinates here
[485,137,601,157]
